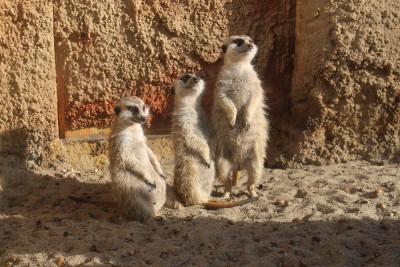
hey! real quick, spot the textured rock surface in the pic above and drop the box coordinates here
[1,0,399,167]
[0,0,58,164]
[53,0,294,136]
[271,0,400,166]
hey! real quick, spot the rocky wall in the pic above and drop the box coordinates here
[0,0,58,166]
[53,0,295,137]
[273,0,400,166]
[2,0,399,168]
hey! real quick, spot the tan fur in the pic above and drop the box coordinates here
[172,74,215,206]
[212,35,269,198]
[109,96,166,221]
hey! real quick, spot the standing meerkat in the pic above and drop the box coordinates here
[172,74,258,209]
[212,35,269,199]
[109,96,167,221]
[172,74,215,206]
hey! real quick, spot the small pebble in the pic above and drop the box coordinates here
[274,199,285,205]
[160,252,169,259]
[342,186,350,193]
[292,218,301,223]
[377,203,386,209]
[56,256,64,266]
[154,216,163,222]
[284,200,292,207]
[374,188,383,197]
[168,247,178,255]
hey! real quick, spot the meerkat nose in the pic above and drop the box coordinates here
[193,77,200,83]
[248,44,253,49]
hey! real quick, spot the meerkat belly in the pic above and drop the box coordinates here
[128,142,165,201]
[174,132,213,204]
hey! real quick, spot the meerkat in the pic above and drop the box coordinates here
[212,35,269,199]
[109,96,167,221]
[172,73,258,209]
[172,74,215,206]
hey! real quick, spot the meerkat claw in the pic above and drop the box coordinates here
[147,181,157,190]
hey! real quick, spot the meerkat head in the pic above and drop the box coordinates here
[221,35,257,64]
[173,73,205,98]
[113,96,150,125]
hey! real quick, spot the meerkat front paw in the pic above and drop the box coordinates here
[156,169,165,179]
[244,120,250,131]
[202,151,211,168]
[229,119,236,129]
[228,113,237,129]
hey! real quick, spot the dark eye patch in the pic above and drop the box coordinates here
[114,106,121,116]
[179,74,191,83]
[128,105,139,113]
[221,45,227,53]
[233,38,244,47]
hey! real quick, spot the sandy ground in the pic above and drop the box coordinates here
[1,154,400,267]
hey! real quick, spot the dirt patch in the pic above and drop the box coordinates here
[1,155,399,266]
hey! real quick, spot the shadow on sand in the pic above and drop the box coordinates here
[1,154,399,266]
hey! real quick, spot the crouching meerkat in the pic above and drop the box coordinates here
[212,35,269,198]
[109,96,167,221]
[172,74,258,209]
[172,74,215,206]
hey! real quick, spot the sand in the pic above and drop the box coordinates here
[1,154,399,266]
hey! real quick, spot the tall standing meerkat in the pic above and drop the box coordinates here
[172,74,215,206]
[212,35,269,199]
[172,74,258,209]
[109,96,167,221]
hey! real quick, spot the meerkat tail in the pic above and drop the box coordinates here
[231,170,241,187]
[203,197,258,210]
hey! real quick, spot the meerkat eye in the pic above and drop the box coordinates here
[128,105,139,113]
[249,39,253,44]
[114,106,121,116]
[179,74,191,83]
[233,38,244,47]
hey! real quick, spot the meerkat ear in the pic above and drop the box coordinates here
[114,106,121,116]
[221,45,227,53]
